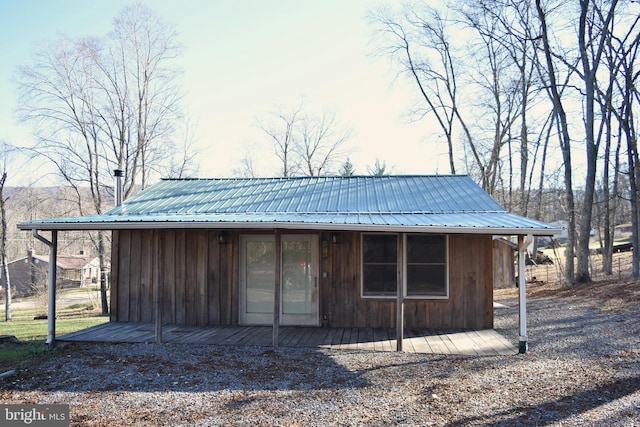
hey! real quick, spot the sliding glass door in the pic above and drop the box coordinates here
[239,234,318,326]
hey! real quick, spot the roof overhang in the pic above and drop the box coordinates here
[18,213,562,236]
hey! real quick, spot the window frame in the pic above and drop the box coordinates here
[360,232,449,299]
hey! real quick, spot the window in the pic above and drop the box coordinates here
[362,234,397,297]
[362,233,448,298]
[406,234,447,297]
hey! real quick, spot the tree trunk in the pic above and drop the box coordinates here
[627,131,640,279]
[0,172,11,321]
[536,0,576,284]
[601,106,614,276]
[98,230,109,315]
[622,52,640,279]
[2,259,10,321]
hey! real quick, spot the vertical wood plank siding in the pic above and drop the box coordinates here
[140,230,154,323]
[109,230,120,322]
[111,230,493,329]
[175,230,186,324]
[117,230,131,322]
[162,229,176,324]
[207,231,221,325]
[493,239,516,289]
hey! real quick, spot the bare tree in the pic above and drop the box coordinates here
[570,0,619,282]
[459,0,544,214]
[615,30,640,278]
[371,2,541,197]
[0,151,11,321]
[535,0,634,282]
[233,142,261,178]
[163,115,200,179]
[258,103,303,177]
[368,0,639,284]
[15,4,190,314]
[534,0,577,284]
[593,9,639,276]
[370,5,464,176]
[602,10,640,278]
[257,102,352,177]
[297,112,352,176]
[98,4,186,195]
[461,9,522,197]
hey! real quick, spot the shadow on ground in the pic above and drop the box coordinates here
[3,343,370,393]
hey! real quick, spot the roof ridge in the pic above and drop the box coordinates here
[161,174,471,181]
[131,209,510,216]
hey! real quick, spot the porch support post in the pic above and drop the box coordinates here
[396,233,404,352]
[154,230,164,343]
[272,230,282,347]
[517,234,531,354]
[33,230,57,347]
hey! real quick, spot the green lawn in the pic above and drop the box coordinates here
[0,296,108,371]
[0,315,108,341]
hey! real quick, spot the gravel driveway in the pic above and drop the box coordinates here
[1,291,639,426]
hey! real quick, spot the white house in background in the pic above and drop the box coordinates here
[0,251,100,297]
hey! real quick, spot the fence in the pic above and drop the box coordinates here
[526,251,635,284]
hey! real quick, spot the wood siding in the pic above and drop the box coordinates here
[111,229,494,329]
[111,229,235,326]
[493,238,516,289]
[322,232,493,329]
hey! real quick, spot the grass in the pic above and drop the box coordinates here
[0,315,108,341]
[0,290,108,372]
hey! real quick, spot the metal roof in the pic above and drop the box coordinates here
[18,175,561,235]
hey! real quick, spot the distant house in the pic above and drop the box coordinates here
[18,175,560,350]
[547,220,569,245]
[1,250,100,297]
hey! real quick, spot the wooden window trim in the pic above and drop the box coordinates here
[361,233,449,300]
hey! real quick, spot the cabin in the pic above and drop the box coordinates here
[18,175,560,352]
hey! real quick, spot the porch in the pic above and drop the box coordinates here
[59,322,517,356]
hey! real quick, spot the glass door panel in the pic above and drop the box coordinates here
[240,235,275,325]
[240,234,318,326]
[281,235,318,325]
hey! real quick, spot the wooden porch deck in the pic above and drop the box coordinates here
[59,322,516,356]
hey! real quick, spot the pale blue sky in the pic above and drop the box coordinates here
[0,0,450,185]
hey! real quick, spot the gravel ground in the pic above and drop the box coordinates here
[1,288,639,426]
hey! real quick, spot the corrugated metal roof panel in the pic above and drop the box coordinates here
[108,175,505,216]
[18,175,561,235]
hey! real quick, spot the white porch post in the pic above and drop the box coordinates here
[33,230,57,347]
[517,234,531,354]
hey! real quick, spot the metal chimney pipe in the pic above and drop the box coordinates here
[113,169,123,206]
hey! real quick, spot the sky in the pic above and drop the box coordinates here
[0,0,451,186]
